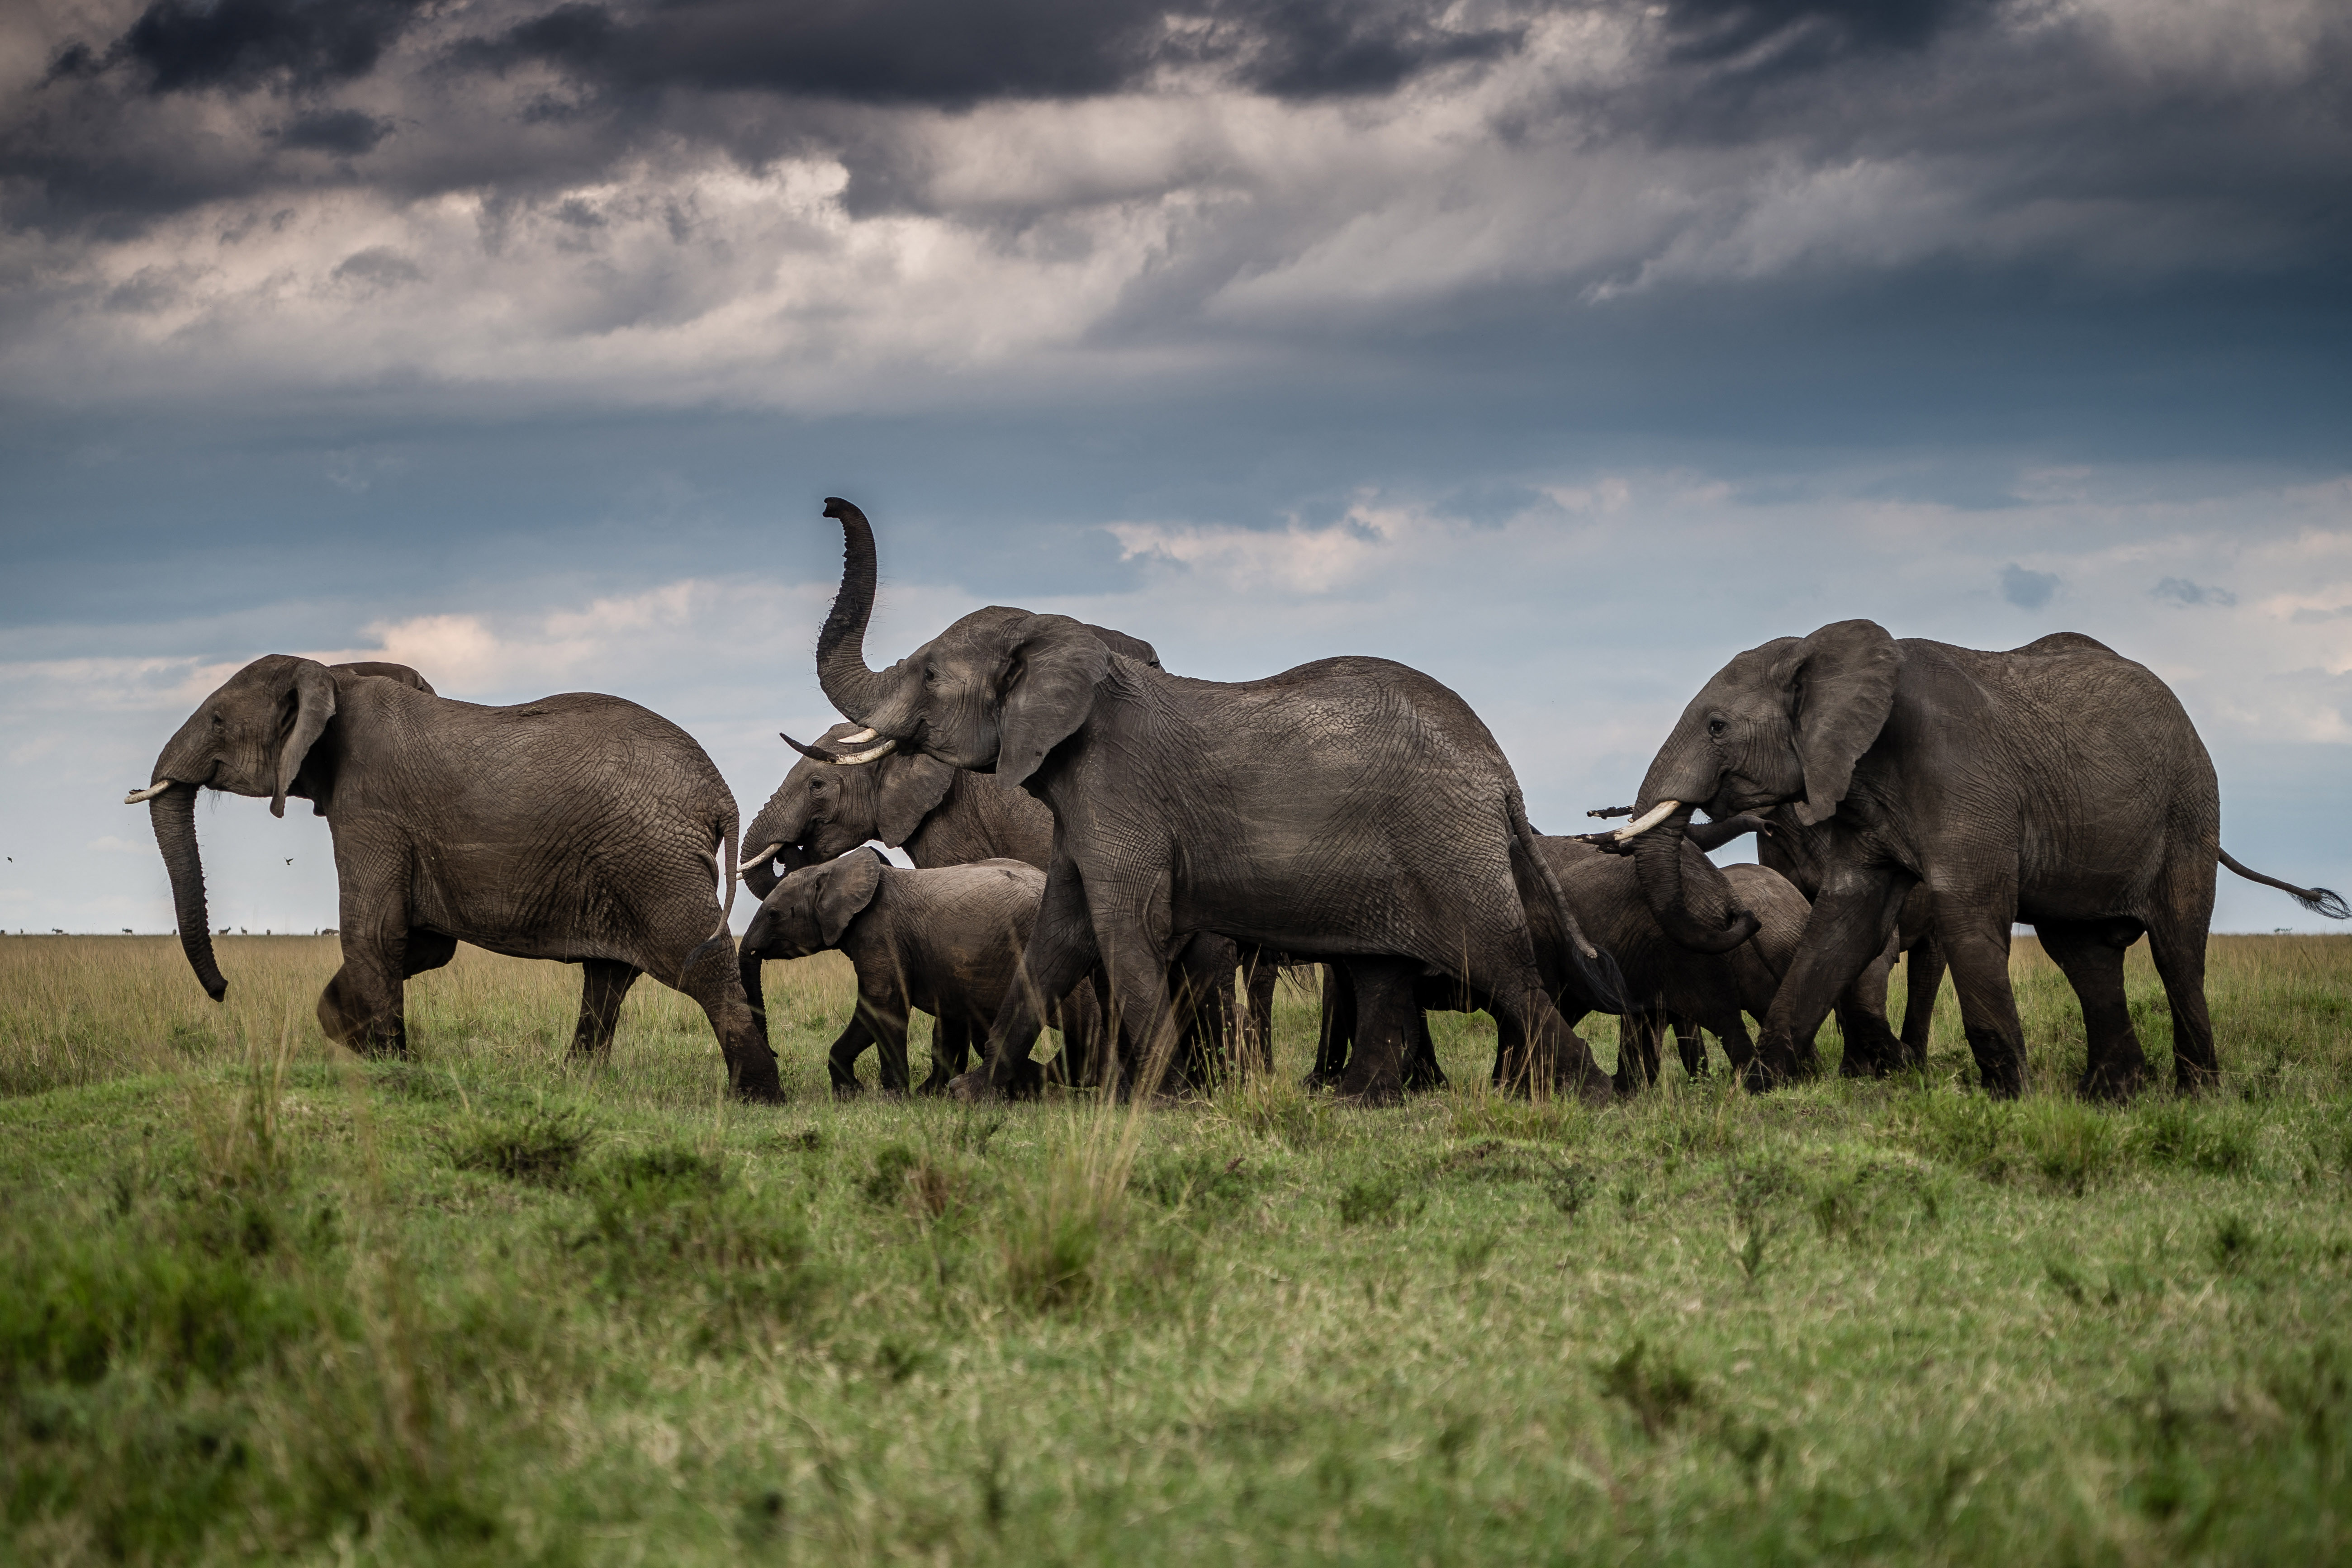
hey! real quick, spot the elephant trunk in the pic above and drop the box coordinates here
[741,842,808,902]
[150,784,228,1001]
[814,498,900,731]
[1631,807,1762,956]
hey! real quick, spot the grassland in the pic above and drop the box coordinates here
[5,932,2352,1566]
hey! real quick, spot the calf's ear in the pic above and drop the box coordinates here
[816,851,886,945]
[873,753,957,847]
[1775,620,1902,826]
[329,660,436,695]
[993,615,1110,788]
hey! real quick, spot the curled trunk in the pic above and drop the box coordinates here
[151,785,228,1000]
[814,498,894,729]
[1632,809,1762,956]
[741,842,807,902]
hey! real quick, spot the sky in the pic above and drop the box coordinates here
[2,0,2348,940]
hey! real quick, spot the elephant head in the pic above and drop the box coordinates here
[1620,620,1902,953]
[740,851,885,962]
[739,721,958,899]
[810,498,1126,786]
[126,656,435,1003]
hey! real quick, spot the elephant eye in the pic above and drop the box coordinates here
[1707,717,1728,739]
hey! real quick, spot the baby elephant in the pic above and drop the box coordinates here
[740,852,1088,1095]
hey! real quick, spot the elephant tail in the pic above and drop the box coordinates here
[1510,794,1627,1015]
[681,814,741,979]
[2219,848,2350,920]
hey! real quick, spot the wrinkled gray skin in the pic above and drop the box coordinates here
[1311,834,1809,1093]
[1734,809,1946,1077]
[740,853,1096,1095]
[807,498,1624,1104]
[136,656,777,1099]
[1624,622,2346,1098]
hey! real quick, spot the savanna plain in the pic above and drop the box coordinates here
[5,933,2352,1566]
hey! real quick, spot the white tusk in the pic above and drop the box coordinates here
[124,782,171,804]
[738,842,785,876]
[838,727,877,744]
[830,739,896,766]
[1611,799,1682,842]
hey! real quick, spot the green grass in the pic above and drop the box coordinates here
[4,933,2352,1564]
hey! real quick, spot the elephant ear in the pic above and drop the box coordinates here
[873,752,956,849]
[995,615,1111,789]
[273,659,339,820]
[330,660,436,695]
[816,850,886,946]
[1779,620,1902,827]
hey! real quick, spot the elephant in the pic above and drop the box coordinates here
[127,654,779,1098]
[798,497,1624,1104]
[740,850,1097,1095]
[1612,622,2347,1098]
[739,724,1284,1086]
[1308,828,1811,1093]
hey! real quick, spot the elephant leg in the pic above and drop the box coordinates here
[739,949,771,1055]
[2145,886,2220,1094]
[1401,1003,1446,1092]
[1896,935,1946,1070]
[1674,1018,1710,1077]
[1168,934,1236,1094]
[1755,872,1912,1091]
[970,861,1097,1099]
[1835,936,1902,1078]
[1336,957,1421,1105]
[1612,1011,1663,1096]
[921,1016,971,1094]
[1307,964,1356,1088]
[871,1001,914,1096]
[1935,906,2028,1099]
[1097,925,1183,1102]
[2038,918,2148,1101]
[317,907,414,1056]
[826,1014,876,1095]
[570,959,639,1059]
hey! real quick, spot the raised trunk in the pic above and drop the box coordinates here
[1632,810,1762,956]
[814,498,894,728]
[151,785,228,1001]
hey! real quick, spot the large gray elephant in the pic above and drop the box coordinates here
[1614,622,2346,1098]
[127,655,778,1098]
[797,498,1624,1103]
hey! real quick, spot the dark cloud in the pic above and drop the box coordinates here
[1661,0,1989,69]
[275,108,394,154]
[453,0,1521,106]
[2000,563,2058,609]
[62,0,430,95]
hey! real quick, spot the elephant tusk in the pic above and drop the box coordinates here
[1611,799,1681,842]
[828,739,896,766]
[738,842,785,876]
[838,727,878,744]
[124,782,171,804]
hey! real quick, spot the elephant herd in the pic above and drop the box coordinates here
[131,500,2345,1105]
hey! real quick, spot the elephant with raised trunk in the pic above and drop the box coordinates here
[799,497,1624,1103]
[128,655,778,1099]
[1613,622,2345,1098]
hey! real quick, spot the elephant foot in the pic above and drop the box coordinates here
[1336,1080,1404,1108]
[731,1072,786,1105]
[2078,1059,2146,1103]
[914,1072,956,1096]
[951,1058,1046,1103]
[1569,1067,1615,1108]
